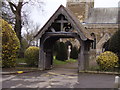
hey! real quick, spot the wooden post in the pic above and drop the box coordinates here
[84,50,89,70]
[84,41,90,70]
[78,41,85,71]
[38,38,46,70]
[45,49,53,70]
[39,45,45,70]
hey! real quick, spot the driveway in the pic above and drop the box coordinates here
[2,62,117,88]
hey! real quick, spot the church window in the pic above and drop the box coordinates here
[91,33,96,49]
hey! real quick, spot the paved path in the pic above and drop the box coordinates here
[2,62,117,88]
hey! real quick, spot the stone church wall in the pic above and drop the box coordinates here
[67,0,94,22]
[84,24,118,54]
[66,0,119,69]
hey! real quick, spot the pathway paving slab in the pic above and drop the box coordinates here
[2,62,118,88]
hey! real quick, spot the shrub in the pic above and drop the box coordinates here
[53,41,59,56]
[107,29,120,68]
[1,18,20,68]
[96,51,119,71]
[56,42,67,61]
[108,29,120,53]
[70,46,78,59]
[24,46,39,67]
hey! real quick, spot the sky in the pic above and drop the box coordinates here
[29,0,120,31]
[95,0,119,7]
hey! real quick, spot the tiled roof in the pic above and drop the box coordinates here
[85,8,119,23]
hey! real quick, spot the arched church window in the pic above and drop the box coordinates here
[91,33,96,49]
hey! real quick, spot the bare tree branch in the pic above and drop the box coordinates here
[8,1,17,14]
[22,1,29,6]
[2,0,44,48]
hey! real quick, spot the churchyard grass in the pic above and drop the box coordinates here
[16,57,77,67]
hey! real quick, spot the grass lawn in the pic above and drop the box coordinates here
[53,59,67,65]
[14,57,77,71]
[16,57,77,67]
[16,58,27,67]
[53,56,77,65]
[6,58,120,73]
[16,58,26,63]
[66,59,77,63]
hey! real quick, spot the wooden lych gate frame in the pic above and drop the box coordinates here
[34,5,93,71]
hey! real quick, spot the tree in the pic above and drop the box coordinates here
[108,29,120,68]
[56,42,68,61]
[22,24,39,48]
[1,0,44,57]
[0,1,15,25]
[19,20,40,57]
[108,29,120,53]
[70,46,79,59]
[1,0,44,44]
[8,0,23,44]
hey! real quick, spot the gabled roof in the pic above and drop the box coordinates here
[85,8,118,23]
[35,5,93,41]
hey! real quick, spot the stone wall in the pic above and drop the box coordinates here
[89,49,97,67]
[67,0,119,54]
[84,24,118,42]
[84,23,118,54]
[66,1,94,22]
[67,3,86,22]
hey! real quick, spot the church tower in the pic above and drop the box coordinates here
[66,0,94,22]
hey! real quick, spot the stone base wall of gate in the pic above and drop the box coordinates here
[89,49,98,68]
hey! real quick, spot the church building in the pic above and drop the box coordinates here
[67,0,119,54]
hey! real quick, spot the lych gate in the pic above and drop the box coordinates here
[35,5,93,71]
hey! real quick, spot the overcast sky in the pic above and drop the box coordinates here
[29,0,120,31]
[95,0,119,7]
